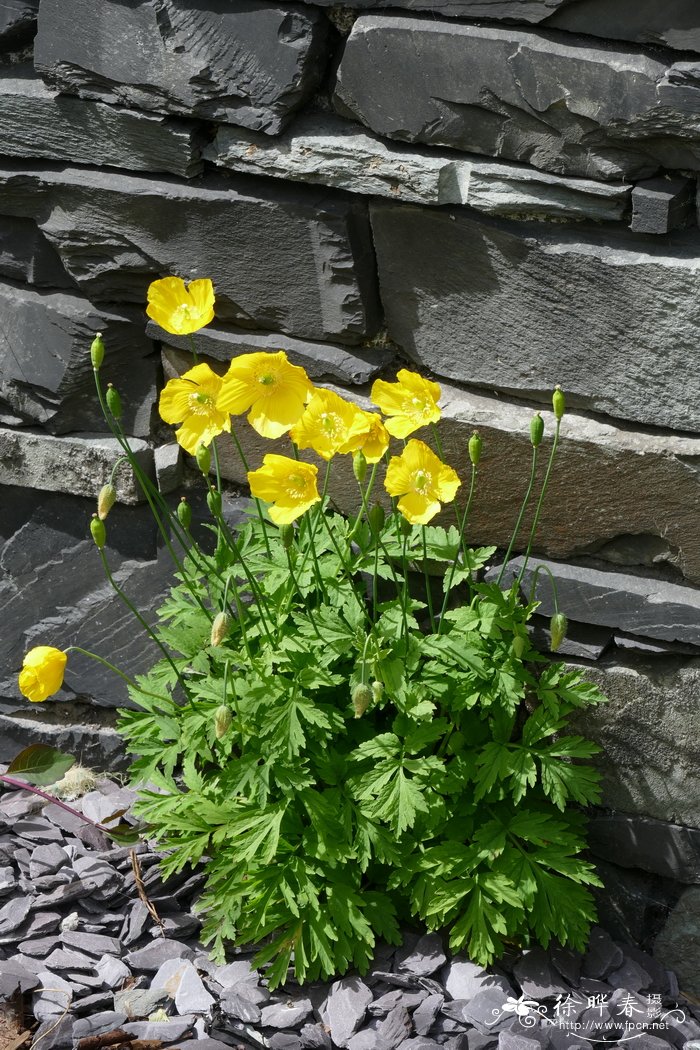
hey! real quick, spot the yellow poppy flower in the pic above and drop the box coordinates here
[19,646,68,702]
[248,455,321,525]
[290,389,371,461]
[385,439,460,525]
[353,410,390,464]
[146,276,215,336]
[216,351,313,440]
[371,369,441,438]
[159,362,231,456]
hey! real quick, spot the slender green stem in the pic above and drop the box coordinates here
[517,420,562,587]
[431,423,469,562]
[526,562,560,614]
[65,645,174,706]
[372,532,380,624]
[496,445,540,588]
[286,550,322,638]
[98,549,187,688]
[230,426,272,557]
[350,461,379,536]
[421,526,436,632]
[211,511,275,645]
[187,332,200,365]
[438,463,478,634]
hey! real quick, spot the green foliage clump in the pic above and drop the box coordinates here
[119,511,605,988]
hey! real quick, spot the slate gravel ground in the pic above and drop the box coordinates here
[0,778,698,1050]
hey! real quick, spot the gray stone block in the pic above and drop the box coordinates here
[0,163,380,344]
[630,176,696,234]
[156,328,393,389]
[528,614,613,660]
[494,557,700,647]
[0,66,203,178]
[369,201,700,433]
[571,656,700,828]
[303,0,700,52]
[205,112,630,222]
[335,16,700,181]
[0,1,38,47]
[35,0,328,134]
[588,812,700,883]
[0,282,158,436]
[654,887,700,998]
[0,709,126,770]
[0,215,72,288]
[154,444,183,495]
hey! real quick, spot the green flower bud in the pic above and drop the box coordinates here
[353,450,367,484]
[279,523,295,550]
[106,383,122,420]
[352,683,372,718]
[90,332,105,370]
[399,516,413,537]
[177,496,192,530]
[512,635,526,659]
[371,680,383,703]
[90,513,106,549]
[207,486,222,517]
[552,385,565,422]
[214,704,233,739]
[530,412,544,448]
[210,612,232,648]
[468,430,482,466]
[195,444,211,475]
[368,503,385,535]
[97,482,117,521]
[550,612,568,653]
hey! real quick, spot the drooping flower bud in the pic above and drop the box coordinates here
[210,612,231,647]
[97,482,117,521]
[90,332,105,370]
[368,503,385,535]
[353,450,367,484]
[512,635,526,659]
[177,496,192,530]
[106,383,122,420]
[352,683,373,718]
[214,704,233,739]
[399,515,413,537]
[195,444,211,475]
[552,385,565,422]
[90,513,106,549]
[279,523,295,550]
[530,412,544,448]
[550,612,568,653]
[371,680,383,703]
[468,430,482,466]
[207,485,222,516]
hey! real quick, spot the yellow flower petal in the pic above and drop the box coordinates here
[371,369,441,438]
[291,389,371,461]
[397,491,441,525]
[383,439,460,526]
[248,454,320,524]
[217,351,313,437]
[18,646,67,702]
[159,363,230,456]
[147,276,215,336]
[355,412,390,463]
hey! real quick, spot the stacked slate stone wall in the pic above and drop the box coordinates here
[1,0,699,974]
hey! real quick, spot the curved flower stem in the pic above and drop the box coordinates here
[97,549,187,690]
[516,419,562,588]
[0,774,116,833]
[400,528,410,655]
[496,445,540,588]
[316,465,366,615]
[421,526,436,633]
[229,426,272,558]
[210,509,275,645]
[526,562,560,615]
[65,645,175,706]
[438,462,478,634]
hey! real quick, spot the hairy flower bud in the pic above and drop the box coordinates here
[552,385,565,422]
[279,523,295,550]
[214,704,233,739]
[368,503,385,535]
[210,612,231,647]
[468,430,482,466]
[195,444,211,475]
[371,680,383,703]
[550,612,568,653]
[97,482,116,521]
[512,635,526,659]
[90,513,106,549]
[177,496,192,530]
[353,450,367,484]
[207,485,222,516]
[352,683,373,718]
[106,383,122,420]
[530,412,544,448]
[90,332,105,370]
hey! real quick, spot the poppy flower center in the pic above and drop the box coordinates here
[414,470,432,494]
[189,390,215,415]
[288,473,309,498]
[321,412,342,436]
[258,373,275,386]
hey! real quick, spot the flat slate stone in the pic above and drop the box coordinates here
[205,112,629,223]
[335,16,700,181]
[325,977,374,1048]
[0,281,158,436]
[35,0,328,133]
[152,957,214,1014]
[125,939,195,972]
[299,0,700,52]
[0,66,202,177]
[369,200,700,434]
[513,948,571,999]
[0,163,379,344]
[630,176,696,235]
[0,214,72,289]
[154,324,393,388]
[495,557,700,647]
[261,1000,314,1029]
[589,812,700,883]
